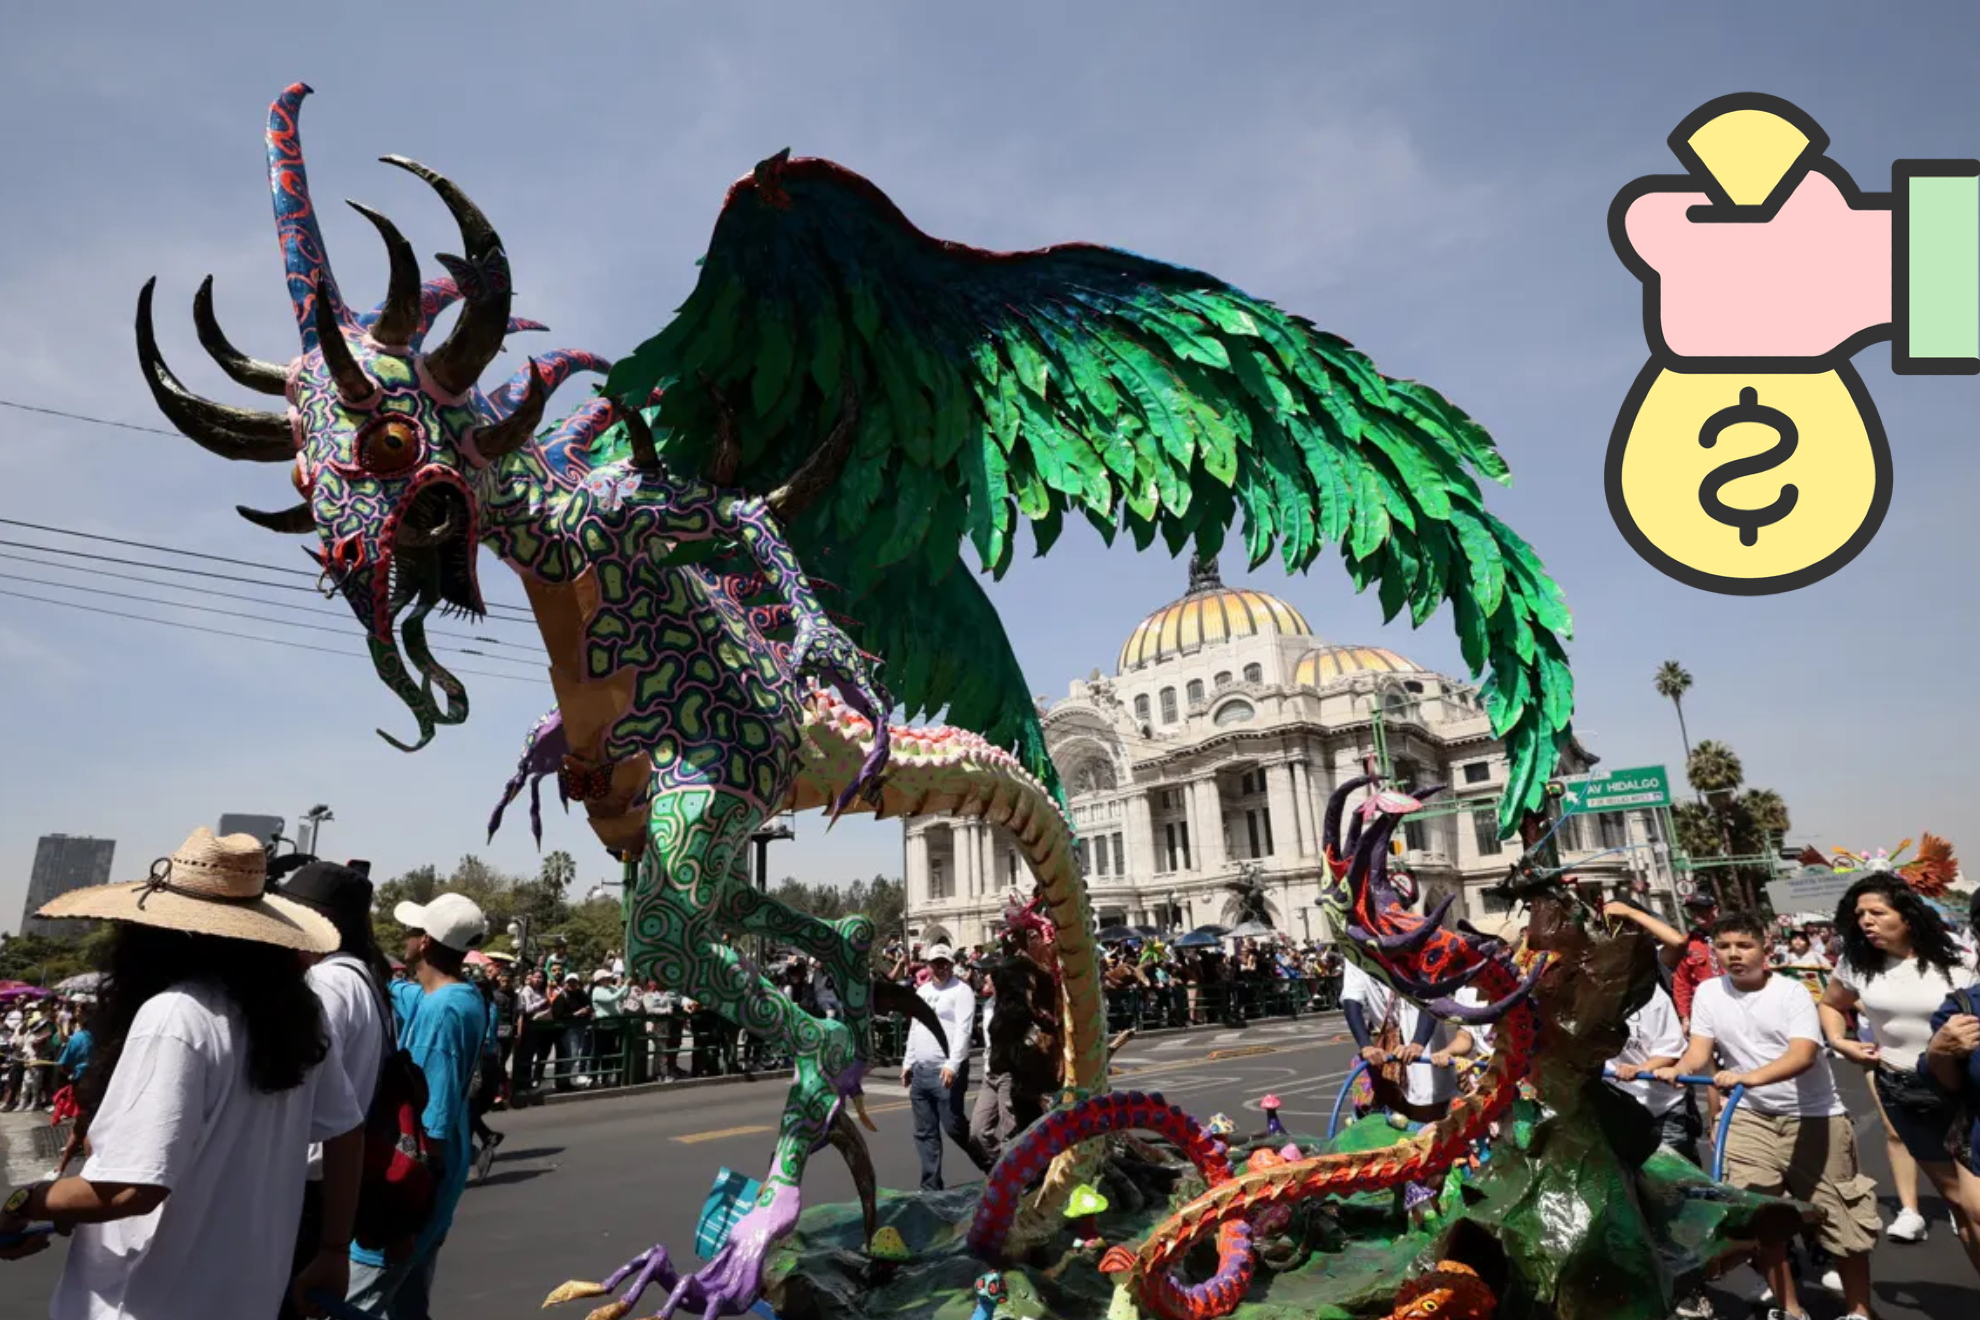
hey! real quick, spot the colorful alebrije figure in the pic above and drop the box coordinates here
[990,775,1550,1320]
[1831,836,1959,897]
[972,1271,1008,1320]
[1065,1184,1111,1249]
[1259,1094,1286,1138]
[147,83,1574,1319]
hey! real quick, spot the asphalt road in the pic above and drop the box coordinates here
[2,1019,1971,1318]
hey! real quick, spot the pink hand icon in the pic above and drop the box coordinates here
[1620,167,1891,362]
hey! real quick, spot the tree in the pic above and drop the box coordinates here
[539,851,577,897]
[845,875,905,969]
[551,896,626,974]
[1685,740,1744,804]
[1653,660,1696,774]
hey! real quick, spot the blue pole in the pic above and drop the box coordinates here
[1599,1070,1745,1181]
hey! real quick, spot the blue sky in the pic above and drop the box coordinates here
[4,3,1977,932]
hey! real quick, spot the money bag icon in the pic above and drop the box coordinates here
[1606,93,1979,595]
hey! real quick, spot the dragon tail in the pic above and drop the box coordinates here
[785,690,1107,1232]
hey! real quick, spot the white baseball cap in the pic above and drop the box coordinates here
[394,892,488,953]
[925,943,956,963]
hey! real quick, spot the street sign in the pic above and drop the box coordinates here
[1558,765,1671,814]
[1676,878,1697,897]
[1764,871,1856,918]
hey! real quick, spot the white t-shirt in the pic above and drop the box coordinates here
[303,955,387,1179]
[1607,986,1688,1117]
[1451,987,1494,1060]
[904,976,975,1072]
[1831,951,1978,1068]
[1341,962,1454,1107]
[51,979,364,1320]
[1689,973,1843,1118]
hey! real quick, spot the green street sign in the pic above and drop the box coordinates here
[1559,765,1671,814]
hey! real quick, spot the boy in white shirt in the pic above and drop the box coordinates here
[1655,911,1879,1320]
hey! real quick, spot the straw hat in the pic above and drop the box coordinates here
[37,827,338,954]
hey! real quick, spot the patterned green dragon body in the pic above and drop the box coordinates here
[143,83,1576,1317]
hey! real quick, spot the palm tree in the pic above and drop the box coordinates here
[1654,661,1696,766]
[1686,740,1744,807]
[1741,788,1790,842]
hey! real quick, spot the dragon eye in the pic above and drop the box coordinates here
[358,417,423,476]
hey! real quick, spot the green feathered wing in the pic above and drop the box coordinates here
[598,153,1575,832]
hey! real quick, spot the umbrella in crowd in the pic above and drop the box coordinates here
[1174,928,1225,948]
[54,971,105,995]
[1095,925,1140,944]
[1227,919,1276,940]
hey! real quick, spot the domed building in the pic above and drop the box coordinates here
[902,556,1670,950]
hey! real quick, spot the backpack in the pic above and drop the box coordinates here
[328,956,442,1263]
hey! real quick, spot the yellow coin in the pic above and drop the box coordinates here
[1606,365,1892,594]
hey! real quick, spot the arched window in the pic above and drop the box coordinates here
[1186,679,1204,705]
[1159,687,1179,722]
[1212,700,1255,727]
[1214,671,1233,689]
[1133,694,1150,722]
[1243,663,1263,684]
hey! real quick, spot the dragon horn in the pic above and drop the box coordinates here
[825,1105,880,1251]
[766,379,859,523]
[136,280,293,462]
[380,155,511,395]
[313,286,379,406]
[266,83,351,347]
[345,201,423,349]
[236,502,315,533]
[192,277,289,396]
[473,359,552,460]
[617,398,661,471]
[1322,773,1375,860]
[870,976,948,1059]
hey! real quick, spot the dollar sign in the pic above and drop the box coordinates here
[1697,386,1799,547]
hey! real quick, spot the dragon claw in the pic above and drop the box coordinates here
[585,1304,633,1320]
[544,1282,610,1308]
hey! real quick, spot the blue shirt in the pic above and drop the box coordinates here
[56,1028,91,1080]
[350,978,486,1268]
[1926,987,1980,1172]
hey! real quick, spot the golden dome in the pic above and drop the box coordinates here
[1117,556,1312,671]
[1293,645,1422,687]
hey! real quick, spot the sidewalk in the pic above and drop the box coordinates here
[0,1110,56,1187]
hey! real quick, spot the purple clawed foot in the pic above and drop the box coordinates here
[657,1186,801,1320]
[543,1245,681,1320]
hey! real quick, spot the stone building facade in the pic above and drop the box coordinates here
[902,558,1672,950]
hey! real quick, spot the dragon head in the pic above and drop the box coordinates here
[136,84,569,750]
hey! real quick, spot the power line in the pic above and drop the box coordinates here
[0,515,540,621]
[0,398,179,437]
[0,550,548,655]
[0,586,547,685]
[0,516,317,577]
[0,571,546,669]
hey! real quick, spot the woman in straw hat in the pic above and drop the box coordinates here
[0,827,367,1320]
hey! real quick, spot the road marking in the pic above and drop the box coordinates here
[674,1124,775,1144]
[1206,1045,1280,1061]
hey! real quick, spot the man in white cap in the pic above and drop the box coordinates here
[900,944,990,1190]
[346,892,489,1319]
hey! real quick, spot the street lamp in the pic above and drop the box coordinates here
[299,804,335,856]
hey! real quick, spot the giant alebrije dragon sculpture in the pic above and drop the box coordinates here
[141,83,1576,1317]
[969,773,1545,1320]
